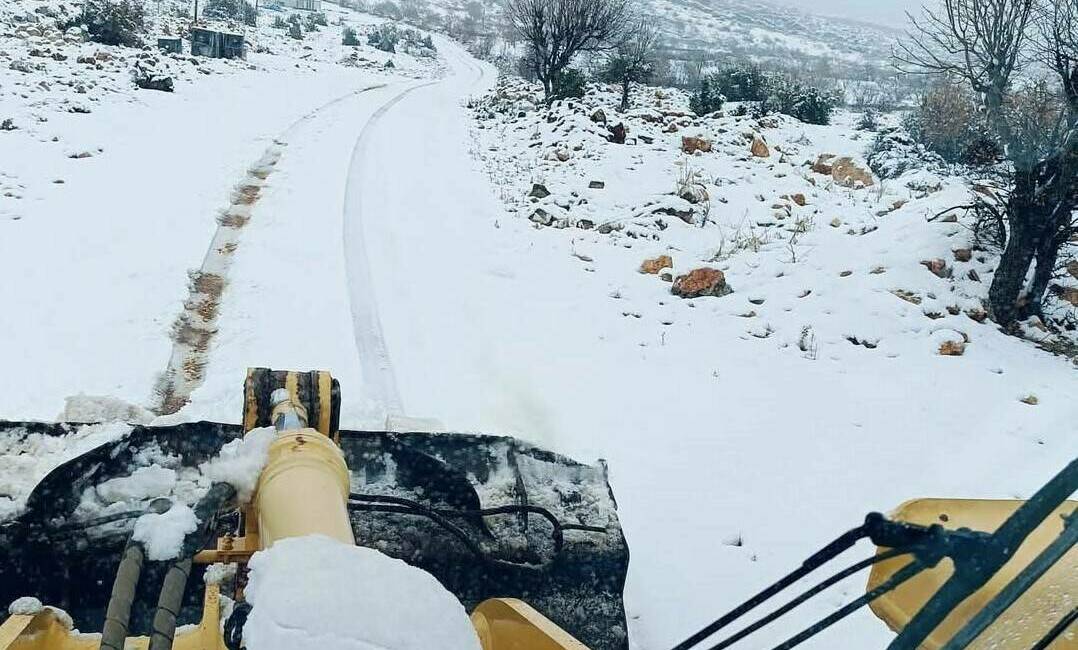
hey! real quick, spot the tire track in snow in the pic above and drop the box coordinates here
[154,83,386,415]
[341,39,490,422]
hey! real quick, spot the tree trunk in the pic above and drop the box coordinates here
[1024,239,1060,318]
[620,80,630,111]
[988,217,1038,326]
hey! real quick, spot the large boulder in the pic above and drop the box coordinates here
[608,123,626,144]
[681,136,712,154]
[831,157,875,188]
[672,268,732,298]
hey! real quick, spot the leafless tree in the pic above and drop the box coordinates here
[506,0,630,102]
[897,0,1078,326]
[602,19,659,110]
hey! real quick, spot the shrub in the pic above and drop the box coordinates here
[551,68,587,100]
[903,83,1002,166]
[372,0,402,19]
[755,81,839,125]
[81,0,146,48]
[709,64,769,102]
[867,128,948,179]
[368,24,398,52]
[689,76,725,116]
[288,16,303,39]
[857,108,881,131]
[202,0,257,26]
[272,15,287,28]
[343,26,359,46]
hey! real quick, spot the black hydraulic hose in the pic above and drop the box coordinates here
[705,548,910,650]
[348,502,491,564]
[100,539,146,650]
[349,493,607,561]
[148,559,192,650]
[671,524,868,650]
[772,559,928,650]
[148,482,237,650]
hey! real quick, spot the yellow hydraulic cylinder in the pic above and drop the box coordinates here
[255,429,355,548]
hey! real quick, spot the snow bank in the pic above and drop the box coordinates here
[132,502,198,561]
[243,535,481,650]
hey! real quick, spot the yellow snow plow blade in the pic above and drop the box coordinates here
[868,498,1078,648]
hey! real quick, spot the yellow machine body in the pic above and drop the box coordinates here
[868,498,1078,649]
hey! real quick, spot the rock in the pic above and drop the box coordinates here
[528,183,550,199]
[655,205,695,224]
[672,268,732,299]
[0,118,16,131]
[812,154,836,175]
[660,271,673,282]
[787,193,807,206]
[545,148,570,162]
[590,108,606,124]
[681,136,712,154]
[966,308,988,323]
[679,185,708,205]
[638,134,654,144]
[1020,395,1039,406]
[68,151,94,159]
[640,255,673,275]
[1057,286,1078,307]
[968,269,981,282]
[953,248,973,262]
[921,259,950,278]
[607,123,626,144]
[577,219,595,230]
[750,136,770,158]
[1068,260,1078,280]
[529,208,553,226]
[588,181,605,189]
[940,213,959,223]
[939,340,966,356]
[831,157,875,188]
[830,218,842,228]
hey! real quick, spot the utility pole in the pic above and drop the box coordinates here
[193,0,198,24]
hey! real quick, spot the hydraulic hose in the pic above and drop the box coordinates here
[148,482,237,650]
[100,539,146,650]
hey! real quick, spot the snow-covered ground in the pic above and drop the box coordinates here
[1,2,1076,649]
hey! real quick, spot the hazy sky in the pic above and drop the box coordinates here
[773,0,927,27]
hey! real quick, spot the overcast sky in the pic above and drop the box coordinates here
[772,0,927,27]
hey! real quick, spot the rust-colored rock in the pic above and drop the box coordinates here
[788,193,807,206]
[750,136,770,158]
[640,255,673,275]
[953,248,972,263]
[672,267,732,299]
[939,340,966,356]
[831,157,875,188]
[681,136,712,154]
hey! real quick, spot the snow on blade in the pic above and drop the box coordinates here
[200,427,276,503]
[132,502,198,562]
[0,422,131,521]
[243,535,482,650]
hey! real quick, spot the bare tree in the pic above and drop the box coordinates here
[897,0,1078,326]
[602,19,659,110]
[506,0,630,103]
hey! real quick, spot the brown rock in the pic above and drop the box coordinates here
[812,154,836,175]
[672,268,733,299]
[607,122,626,144]
[640,255,673,275]
[966,308,988,323]
[788,193,807,206]
[682,136,712,154]
[939,340,966,356]
[831,157,875,188]
[953,248,972,263]
[1058,286,1078,307]
[590,108,606,124]
[750,136,770,158]
[921,259,950,278]
[1068,260,1078,280]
